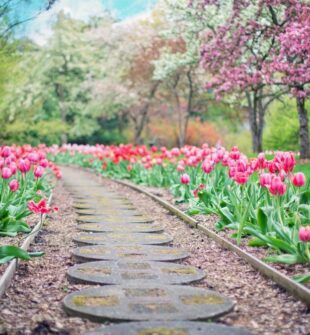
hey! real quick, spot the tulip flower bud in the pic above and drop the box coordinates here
[202,160,214,174]
[39,159,49,168]
[292,172,306,187]
[177,164,185,172]
[9,179,19,192]
[234,172,248,184]
[34,166,44,178]
[27,152,39,163]
[18,159,31,173]
[260,173,272,188]
[269,176,286,196]
[299,226,310,242]
[1,146,11,158]
[2,167,12,179]
[180,173,190,184]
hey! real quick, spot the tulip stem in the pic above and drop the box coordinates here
[277,197,284,226]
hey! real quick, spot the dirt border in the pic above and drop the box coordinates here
[0,193,53,298]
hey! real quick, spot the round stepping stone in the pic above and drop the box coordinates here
[73,232,173,246]
[71,195,130,202]
[73,204,136,211]
[72,245,189,262]
[77,223,164,233]
[83,321,254,335]
[67,260,205,285]
[77,216,154,224]
[75,209,141,216]
[63,284,234,322]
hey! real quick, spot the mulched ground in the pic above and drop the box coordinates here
[0,180,99,335]
[0,167,309,335]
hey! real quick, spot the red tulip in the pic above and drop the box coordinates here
[292,172,306,187]
[28,199,57,214]
[234,172,248,184]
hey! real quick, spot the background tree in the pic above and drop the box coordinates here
[198,0,309,156]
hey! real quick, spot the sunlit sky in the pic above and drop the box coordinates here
[20,0,157,45]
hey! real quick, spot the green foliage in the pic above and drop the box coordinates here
[3,119,68,146]
[222,130,252,154]
[264,98,309,152]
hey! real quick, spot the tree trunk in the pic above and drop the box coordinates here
[55,82,67,145]
[246,91,264,153]
[296,96,309,159]
[133,82,159,145]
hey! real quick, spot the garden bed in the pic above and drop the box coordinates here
[71,167,310,335]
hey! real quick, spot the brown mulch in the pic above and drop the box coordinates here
[0,166,309,335]
[0,179,99,335]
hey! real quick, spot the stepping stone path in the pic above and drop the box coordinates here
[77,223,164,233]
[61,167,254,335]
[67,260,205,285]
[72,245,190,263]
[73,232,173,246]
[83,321,253,335]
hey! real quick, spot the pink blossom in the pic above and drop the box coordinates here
[299,226,310,242]
[292,172,306,187]
[9,179,19,192]
[2,167,12,179]
[269,176,287,196]
[180,174,190,184]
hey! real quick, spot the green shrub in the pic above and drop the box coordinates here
[264,98,309,152]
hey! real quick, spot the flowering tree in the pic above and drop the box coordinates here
[267,2,310,158]
[199,0,309,156]
[153,0,218,147]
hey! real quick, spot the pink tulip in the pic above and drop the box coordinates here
[18,159,31,173]
[1,146,11,158]
[2,167,12,179]
[9,179,19,192]
[269,176,286,196]
[260,173,272,188]
[292,172,306,187]
[27,152,39,163]
[299,226,310,242]
[34,166,44,178]
[229,146,240,160]
[39,159,49,168]
[180,173,190,184]
[202,160,214,174]
[234,172,248,184]
[177,164,185,172]
[257,153,266,169]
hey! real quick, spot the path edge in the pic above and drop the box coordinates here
[0,192,53,298]
[113,179,310,306]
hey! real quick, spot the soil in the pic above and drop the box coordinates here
[0,167,309,335]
